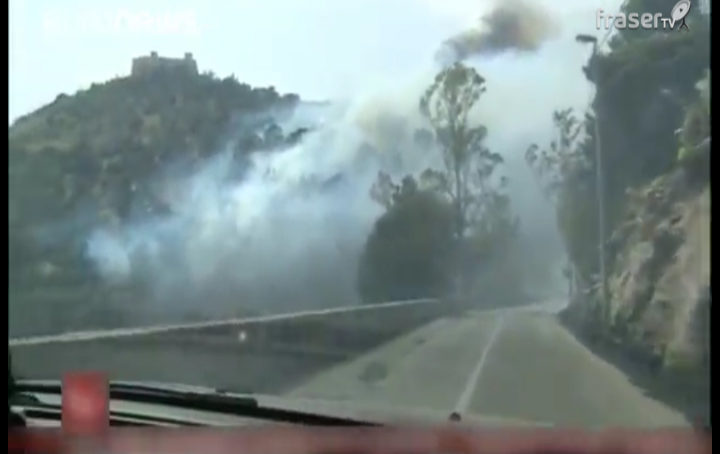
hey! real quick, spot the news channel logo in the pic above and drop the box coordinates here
[40,7,200,37]
[597,0,692,32]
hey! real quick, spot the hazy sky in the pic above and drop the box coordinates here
[9,0,624,124]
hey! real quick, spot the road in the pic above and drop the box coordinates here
[284,307,688,428]
[10,304,690,428]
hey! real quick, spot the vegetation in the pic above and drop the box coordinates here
[677,69,710,182]
[358,176,455,302]
[527,13,710,286]
[9,70,300,294]
[525,109,598,280]
[529,4,710,377]
[359,63,517,303]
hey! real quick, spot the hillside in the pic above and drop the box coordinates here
[9,66,305,335]
[515,4,712,423]
[9,70,300,224]
[553,8,710,409]
[563,168,710,363]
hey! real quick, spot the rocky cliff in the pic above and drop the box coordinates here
[561,59,710,377]
[562,158,709,374]
[607,169,709,370]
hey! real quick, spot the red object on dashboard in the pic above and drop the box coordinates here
[61,371,109,436]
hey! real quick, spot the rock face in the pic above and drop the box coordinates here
[609,171,709,370]
[565,169,709,373]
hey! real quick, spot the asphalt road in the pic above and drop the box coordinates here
[11,304,691,428]
[285,307,690,428]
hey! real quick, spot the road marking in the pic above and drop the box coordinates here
[453,314,506,414]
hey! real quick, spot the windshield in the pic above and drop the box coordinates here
[9,0,709,428]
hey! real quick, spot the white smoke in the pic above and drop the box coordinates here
[84,95,438,318]
[82,1,599,319]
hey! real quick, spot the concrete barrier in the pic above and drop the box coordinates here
[9,298,445,347]
[9,299,453,392]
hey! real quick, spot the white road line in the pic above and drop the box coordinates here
[453,314,506,414]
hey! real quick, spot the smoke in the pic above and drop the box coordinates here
[436,0,560,64]
[78,2,594,325]
[83,97,440,321]
[82,83,564,323]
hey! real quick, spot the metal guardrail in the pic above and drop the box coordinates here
[9,298,440,347]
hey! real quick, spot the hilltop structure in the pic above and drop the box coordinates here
[131,51,198,77]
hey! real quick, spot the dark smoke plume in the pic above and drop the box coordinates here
[436,0,559,64]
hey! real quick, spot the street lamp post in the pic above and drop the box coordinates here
[576,34,609,325]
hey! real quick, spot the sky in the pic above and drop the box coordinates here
[9,0,624,124]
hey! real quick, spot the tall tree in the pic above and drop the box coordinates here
[418,62,504,240]
[525,108,598,282]
[416,62,514,297]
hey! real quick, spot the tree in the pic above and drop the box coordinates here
[359,63,517,302]
[525,108,598,282]
[418,63,514,295]
[358,176,455,303]
[368,172,425,210]
[419,62,502,240]
[525,108,589,199]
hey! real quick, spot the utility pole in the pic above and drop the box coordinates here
[576,34,609,325]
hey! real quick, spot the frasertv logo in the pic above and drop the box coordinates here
[597,0,692,31]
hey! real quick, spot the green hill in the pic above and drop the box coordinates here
[9,67,302,334]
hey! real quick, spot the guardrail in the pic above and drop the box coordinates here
[9,298,441,347]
